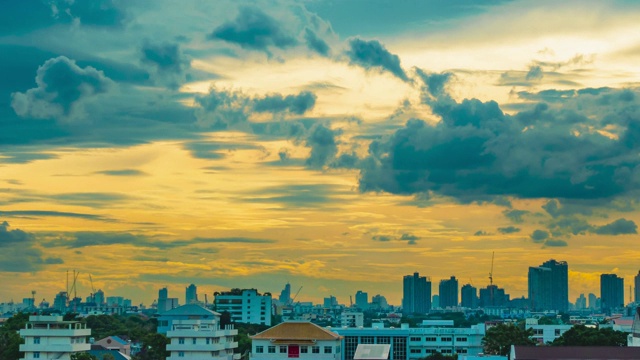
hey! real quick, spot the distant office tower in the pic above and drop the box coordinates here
[279,282,291,305]
[461,284,478,308]
[186,284,198,304]
[479,285,509,307]
[601,274,624,312]
[158,287,168,312]
[575,294,587,310]
[371,294,389,310]
[106,296,124,307]
[402,272,431,314]
[355,290,369,310]
[53,292,68,312]
[528,259,568,312]
[94,289,105,305]
[439,276,459,308]
[635,270,640,304]
[432,295,440,308]
[324,295,338,307]
[588,293,597,309]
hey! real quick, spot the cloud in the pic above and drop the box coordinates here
[95,169,147,176]
[0,221,64,272]
[49,192,131,208]
[141,41,190,88]
[530,229,550,243]
[593,218,637,235]
[474,230,488,236]
[498,226,520,234]
[244,184,338,209]
[11,56,112,121]
[0,210,114,222]
[345,38,408,81]
[543,239,568,247]
[372,235,392,242]
[305,124,339,169]
[525,65,544,81]
[209,7,298,54]
[400,233,419,245]
[358,82,640,203]
[503,209,529,223]
[253,91,317,115]
[51,0,127,28]
[304,28,330,56]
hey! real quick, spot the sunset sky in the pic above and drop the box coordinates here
[2,0,640,307]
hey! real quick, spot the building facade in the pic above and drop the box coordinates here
[19,315,91,360]
[402,272,431,314]
[601,274,624,313]
[186,284,198,305]
[528,259,568,312]
[333,323,485,360]
[461,284,477,309]
[214,288,272,325]
[160,304,239,360]
[355,291,369,310]
[439,277,459,308]
[341,312,364,328]
[635,271,640,304]
[251,322,342,360]
[478,285,509,308]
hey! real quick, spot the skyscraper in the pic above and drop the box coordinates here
[355,290,369,310]
[601,274,624,313]
[186,283,198,304]
[279,282,291,305]
[588,293,597,309]
[439,276,458,308]
[635,270,640,304]
[528,259,568,311]
[461,284,478,308]
[402,272,431,314]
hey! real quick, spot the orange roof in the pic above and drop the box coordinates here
[251,322,342,341]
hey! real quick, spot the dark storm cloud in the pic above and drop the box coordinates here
[498,226,520,234]
[593,218,638,235]
[530,229,550,243]
[253,91,317,115]
[209,7,298,53]
[0,152,58,164]
[51,0,127,28]
[346,38,409,82]
[0,221,64,272]
[358,75,640,203]
[304,28,330,56]
[11,56,112,121]
[547,216,591,236]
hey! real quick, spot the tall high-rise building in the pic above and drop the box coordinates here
[588,293,597,309]
[601,274,624,313]
[461,284,478,308]
[402,272,431,314]
[279,283,291,305]
[371,294,389,310]
[575,294,587,310]
[478,285,509,307]
[635,270,640,304]
[528,259,568,312]
[94,289,105,305]
[439,276,459,308]
[186,284,198,304]
[355,290,369,310]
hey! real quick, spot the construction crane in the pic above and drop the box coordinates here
[289,286,303,306]
[489,252,495,306]
[31,290,36,309]
[89,274,96,303]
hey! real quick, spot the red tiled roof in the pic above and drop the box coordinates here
[251,322,341,341]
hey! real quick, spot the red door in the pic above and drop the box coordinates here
[288,345,300,358]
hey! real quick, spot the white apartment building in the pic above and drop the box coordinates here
[214,289,272,325]
[340,312,364,328]
[161,304,239,360]
[19,315,91,360]
[251,322,342,360]
[528,324,572,344]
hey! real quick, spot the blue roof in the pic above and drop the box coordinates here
[111,336,127,345]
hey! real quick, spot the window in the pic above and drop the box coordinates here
[425,337,437,342]
[410,337,421,342]
[324,346,332,354]
[178,351,184,357]
[179,337,185,344]
[555,329,561,336]
[410,349,422,354]
[34,337,40,344]
[312,346,320,354]
[456,337,467,342]
[34,353,40,359]
[268,346,276,353]
[207,338,211,345]
[440,337,452,342]
[256,346,264,353]
[300,346,308,353]
[533,329,543,335]
[280,346,288,353]
[193,338,197,344]
[442,349,452,354]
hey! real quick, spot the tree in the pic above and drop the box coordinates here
[482,323,535,357]
[551,325,627,346]
[101,353,116,360]
[70,353,98,360]
[0,312,29,360]
[133,333,169,360]
[424,351,457,360]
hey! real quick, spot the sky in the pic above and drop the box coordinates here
[1,0,640,308]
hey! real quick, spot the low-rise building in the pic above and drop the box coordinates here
[527,324,572,344]
[19,315,91,360]
[251,321,342,360]
[214,288,272,326]
[340,312,364,328]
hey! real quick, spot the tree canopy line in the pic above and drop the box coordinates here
[0,312,629,360]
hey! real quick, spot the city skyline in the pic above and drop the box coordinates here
[2,1,640,305]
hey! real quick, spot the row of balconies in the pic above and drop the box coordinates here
[20,343,91,352]
[20,329,91,337]
[167,342,238,352]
